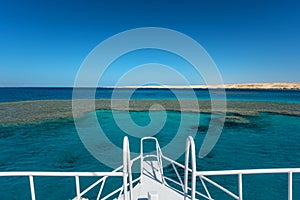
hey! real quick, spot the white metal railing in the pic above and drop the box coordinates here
[183,136,300,200]
[0,170,125,200]
[0,137,134,200]
[150,136,300,200]
[196,168,300,200]
[1,136,300,200]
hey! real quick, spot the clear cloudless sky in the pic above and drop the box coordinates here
[0,0,299,86]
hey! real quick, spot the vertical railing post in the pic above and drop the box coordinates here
[123,136,132,200]
[288,171,293,200]
[191,166,196,200]
[191,137,196,200]
[184,138,190,199]
[75,175,81,200]
[140,138,144,183]
[123,137,128,200]
[238,173,243,200]
[127,141,133,200]
[184,136,196,200]
[29,175,36,200]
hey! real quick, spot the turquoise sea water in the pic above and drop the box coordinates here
[0,88,300,199]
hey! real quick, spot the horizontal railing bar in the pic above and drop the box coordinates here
[0,172,123,177]
[14,166,298,178]
[196,168,300,176]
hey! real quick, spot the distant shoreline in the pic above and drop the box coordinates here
[104,82,300,90]
[1,82,300,90]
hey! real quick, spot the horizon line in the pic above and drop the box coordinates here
[0,82,299,89]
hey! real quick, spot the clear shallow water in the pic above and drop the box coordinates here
[0,88,300,199]
[0,87,300,103]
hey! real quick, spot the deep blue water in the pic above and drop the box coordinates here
[0,88,300,199]
[0,87,300,103]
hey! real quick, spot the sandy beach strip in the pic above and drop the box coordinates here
[0,99,299,125]
[104,82,300,90]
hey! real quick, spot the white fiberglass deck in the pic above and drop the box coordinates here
[128,160,185,200]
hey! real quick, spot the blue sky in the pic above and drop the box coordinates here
[0,0,299,86]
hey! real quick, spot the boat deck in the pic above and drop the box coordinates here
[120,160,185,200]
[130,160,185,200]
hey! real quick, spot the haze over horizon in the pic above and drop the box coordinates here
[0,0,299,87]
